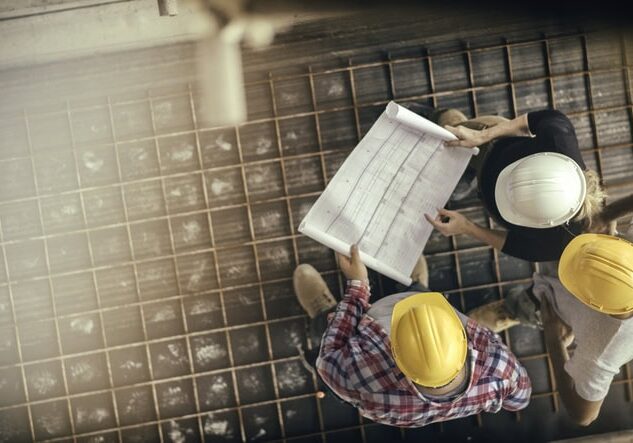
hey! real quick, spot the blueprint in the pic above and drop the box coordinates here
[299,101,478,285]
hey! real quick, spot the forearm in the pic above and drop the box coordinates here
[319,280,369,355]
[316,280,368,405]
[464,221,507,250]
[480,114,531,143]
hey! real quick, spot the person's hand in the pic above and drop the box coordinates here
[541,297,574,348]
[444,125,488,148]
[424,208,472,237]
[336,244,368,282]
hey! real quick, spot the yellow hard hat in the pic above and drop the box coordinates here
[559,234,633,314]
[390,292,467,388]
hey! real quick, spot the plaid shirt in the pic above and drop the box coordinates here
[316,281,531,427]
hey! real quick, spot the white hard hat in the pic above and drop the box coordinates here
[495,152,586,228]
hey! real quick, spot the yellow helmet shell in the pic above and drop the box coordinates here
[559,234,633,314]
[390,292,468,388]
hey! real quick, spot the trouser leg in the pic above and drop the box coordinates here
[299,307,352,405]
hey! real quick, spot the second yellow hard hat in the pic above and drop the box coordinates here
[559,234,633,314]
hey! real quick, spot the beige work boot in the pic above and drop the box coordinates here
[293,264,337,318]
[467,300,520,333]
[410,255,429,288]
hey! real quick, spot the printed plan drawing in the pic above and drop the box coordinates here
[299,101,478,285]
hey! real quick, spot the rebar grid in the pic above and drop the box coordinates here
[0,29,632,442]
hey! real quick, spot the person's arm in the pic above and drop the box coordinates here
[425,208,507,250]
[501,353,532,411]
[316,245,369,404]
[444,114,531,148]
[541,298,604,426]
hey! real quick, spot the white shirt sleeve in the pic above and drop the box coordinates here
[564,355,615,402]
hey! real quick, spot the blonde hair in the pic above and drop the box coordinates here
[573,169,607,227]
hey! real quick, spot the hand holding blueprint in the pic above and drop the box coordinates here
[298,101,478,285]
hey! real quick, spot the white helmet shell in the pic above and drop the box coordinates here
[494,152,586,229]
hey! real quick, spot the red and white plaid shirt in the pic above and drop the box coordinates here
[316,281,531,427]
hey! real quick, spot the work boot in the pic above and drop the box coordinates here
[293,264,336,318]
[467,300,520,333]
[410,255,429,288]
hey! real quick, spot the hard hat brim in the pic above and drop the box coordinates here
[494,152,586,229]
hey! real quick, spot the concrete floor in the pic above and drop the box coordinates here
[0,7,632,443]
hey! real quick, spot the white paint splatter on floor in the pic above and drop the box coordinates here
[277,361,308,393]
[30,369,58,396]
[129,146,149,162]
[70,318,95,335]
[264,246,291,267]
[154,101,173,126]
[50,204,79,221]
[69,361,97,384]
[258,210,281,232]
[283,130,299,151]
[238,294,258,306]
[195,342,227,365]
[162,386,189,407]
[247,168,267,186]
[157,343,188,368]
[210,178,234,196]
[82,151,104,172]
[169,144,195,162]
[242,372,263,394]
[281,91,299,104]
[36,408,66,435]
[205,375,230,406]
[226,265,245,279]
[186,258,210,291]
[203,414,235,439]
[120,360,143,371]
[123,390,146,415]
[169,183,200,207]
[75,407,110,425]
[167,420,195,443]
[327,80,344,96]
[141,266,165,283]
[21,256,41,270]
[182,220,201,243]
[255,137,273,155]
[236,333,260,355]
[189,299,219,315]
[150,306,177,323]
[285,324,303,349]
[214,134,232,151]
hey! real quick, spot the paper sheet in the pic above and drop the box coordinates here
[298,101,477,285]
